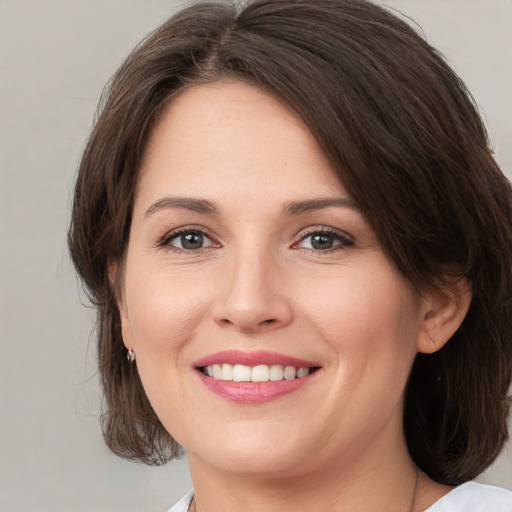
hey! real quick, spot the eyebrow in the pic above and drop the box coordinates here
[144,196,360,218]
[145,197,220,217]
[282,198,360,215]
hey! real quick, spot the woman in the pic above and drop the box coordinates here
[68,0,512,510]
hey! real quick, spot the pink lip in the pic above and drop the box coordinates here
[193,350,321,404]
[193,350,318,368]
[196,372,317,403]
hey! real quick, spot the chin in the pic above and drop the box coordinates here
[185,424,317,477]
[196,449,311,478]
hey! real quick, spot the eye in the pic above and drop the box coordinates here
[295,228,353,252]
[160,229,217,252]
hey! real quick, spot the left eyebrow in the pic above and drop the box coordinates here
[282,198,361,216]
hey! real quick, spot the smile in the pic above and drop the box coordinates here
[200,363,316,382]
[194,350,321,403]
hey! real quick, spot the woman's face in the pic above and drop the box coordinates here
[118,80,427,477]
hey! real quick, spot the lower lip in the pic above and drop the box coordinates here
[196,371,318,404]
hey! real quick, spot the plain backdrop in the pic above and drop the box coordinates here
[1,1,511,511]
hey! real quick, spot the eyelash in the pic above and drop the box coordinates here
[157,226,220,253]
[293,227,354,253]
[157,226,354,254]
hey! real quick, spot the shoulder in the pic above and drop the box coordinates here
[166,490,194,512]
[426,482,512,511]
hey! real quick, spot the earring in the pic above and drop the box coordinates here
[127,349,136,363]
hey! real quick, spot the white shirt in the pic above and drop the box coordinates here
[425,482,512,511]
[166,483,512,511]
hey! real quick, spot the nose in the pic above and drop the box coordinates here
[212,247,293,334]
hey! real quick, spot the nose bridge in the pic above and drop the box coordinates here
[214,240,292,332]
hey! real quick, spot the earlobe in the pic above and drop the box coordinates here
[118,302,133,349]
[108,261,133,350]
[417,277,472,354]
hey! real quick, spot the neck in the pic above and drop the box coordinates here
[187,425,421,512]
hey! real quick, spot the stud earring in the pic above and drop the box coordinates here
[127,349,136,362]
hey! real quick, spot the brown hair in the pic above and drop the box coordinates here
[68,0,512,483]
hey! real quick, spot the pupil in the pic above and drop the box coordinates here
[182,232,203,249]
[311,234,333,250]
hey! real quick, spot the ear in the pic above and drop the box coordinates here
[417,277,472,354]
[108,261,133,350]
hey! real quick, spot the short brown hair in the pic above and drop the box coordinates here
[68,0,512,483]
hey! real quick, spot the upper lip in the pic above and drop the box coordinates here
[193,350,319,368]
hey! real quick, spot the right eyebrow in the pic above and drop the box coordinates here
[144,197,220,217]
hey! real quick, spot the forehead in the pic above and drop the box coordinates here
[135,80,346,211]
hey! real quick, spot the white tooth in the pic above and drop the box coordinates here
[233,364,252,382]
[283,366,297,380]
[221,364,233,380]
[212,364,223,379]
[296,367,310,378]
[251,365,270,382]
[207,366,214,377]
[269,365,284,381]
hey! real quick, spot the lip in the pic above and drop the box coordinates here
[193,350,321,404]
[193,350,319,368]
[196,372,318,403]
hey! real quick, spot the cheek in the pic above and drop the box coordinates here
[121,265,207,436]
[304,266,418,336]
[122,261,208,362]
[299,264,421,379]
[312,273,420,428]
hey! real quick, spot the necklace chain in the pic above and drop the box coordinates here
[409,468,420,512]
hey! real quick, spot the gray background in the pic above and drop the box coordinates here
[1,1,511,510]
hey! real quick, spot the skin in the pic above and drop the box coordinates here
[117,80,470,511]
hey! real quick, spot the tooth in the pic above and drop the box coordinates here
[212,364,223,379]
[206,363,309,381]
[251,365,270,382]
[221,363,233,380]
[296,367,310,378]
[283,366,297,380]
[269,365,284,381]
[233,364,252,382]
